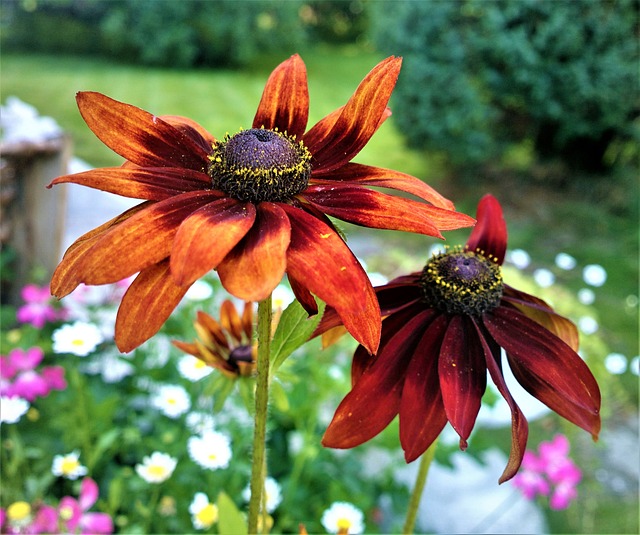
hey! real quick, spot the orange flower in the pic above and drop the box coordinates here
[50,55,474,353]
[173,300,255,379]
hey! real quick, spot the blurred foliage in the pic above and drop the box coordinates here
[372,0,639,172]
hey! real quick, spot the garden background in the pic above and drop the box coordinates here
[0,1,638,534]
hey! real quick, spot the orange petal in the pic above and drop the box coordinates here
[170,198,256,286]
[220,300,244,343]
[76,91,210,171]
[115,260,190,352]
[217,202,291,301]
[160,115,216,151]
[252,54,309,139]
[282,204,381,354]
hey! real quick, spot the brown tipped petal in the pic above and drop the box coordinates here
[76,92,210,171]
[252,54,309,138]
[217,202,291,302]
[304,57,402,173]
[160,115,216,151]
[466,194,507,264]
[282,204,381,354]
[399,314,449,462]
[473,318,529,483]
[49,167,212,201]
[312,162,456,210]
[220,300,243,343]
[438,316,486,447]
[170,199,256,287]
[115,260,191,352]
[485,306,601,439]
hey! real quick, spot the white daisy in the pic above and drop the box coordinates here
[51,450,88,480]
[583,264,607,287]
[321,501,365,534]
[135,452,177,483]
[189,492,219,530]
[52,321,104,356]
[187,431,232,470]
[0,396,30,425]
[242,477,282,513]
[185,412,216,435]
[272,284,295,310]
[177,355,213,382]
[150,384,191,418]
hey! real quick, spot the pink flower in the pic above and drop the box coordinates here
[512,451,550,499]
[16,285,61,328]
[58,478,113,535]
[0,348,66,402]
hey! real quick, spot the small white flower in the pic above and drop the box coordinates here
[187,431,232,470]
[135,452,177,483]
[185,280,213,301]
[577,288,596,305]
[555,252,577,270]
[186,412,216,435]
[51,450,88,480]
[533,268,555,288]
[150,384,191,418]
[578,316,599,335]
[189,492,218,530]
[321,501,365,534]
[177,355,213,382]
[583,264,607,287]
[242,477,282,513]
[0,396,29,425]
[604,353,627,375]
[507,248,531,269]
[52,321,104,356]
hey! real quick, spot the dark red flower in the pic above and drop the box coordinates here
[320,194,601,482]
[49,55,474,353]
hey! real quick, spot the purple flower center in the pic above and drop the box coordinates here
[209,128,311,203]
[420,248,503,316]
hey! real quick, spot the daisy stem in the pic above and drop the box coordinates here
[402,439,438,535]
[248,294,272,534]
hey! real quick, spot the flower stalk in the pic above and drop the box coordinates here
[403,439,438,535]
[248,294,273,534]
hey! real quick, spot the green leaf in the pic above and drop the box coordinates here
[270,298,325,372]
[217,491,247,535]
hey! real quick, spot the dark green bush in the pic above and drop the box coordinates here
[372,0,639,170]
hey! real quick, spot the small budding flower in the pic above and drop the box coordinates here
[321,502,365,535]
[189,493,219,530]
[135,452,177,484]
[52,450,89,480]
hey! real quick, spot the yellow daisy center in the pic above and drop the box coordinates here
[196,503,219,526]
[61,457,80,474]
[7,502,31,522]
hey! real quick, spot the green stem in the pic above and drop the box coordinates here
[402,439,438,535]
[247,295,272,534]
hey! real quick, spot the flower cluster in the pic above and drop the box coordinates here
[512,434,583,510]
[0,347,66,402]
[16,284,65,328]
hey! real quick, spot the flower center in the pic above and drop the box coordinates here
[209,128,312,203]
[420,247,503,316]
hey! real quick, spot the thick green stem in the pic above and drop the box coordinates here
[247,295,272,534]
[402,439,438,535]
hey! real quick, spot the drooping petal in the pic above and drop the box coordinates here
[485,306,601,439]
[502,285,579,351]
[76,91,210,171]
[282,204,380,354]
[322,310,432,449]
[473,318,529,483]
[288,273,319,315]
[465,194,507,264]
[303,185,475,236]
[196,310,229,348]
[115,260,191,352]
[217,202,291,301]
[161,114,216,151]
[252,54,309,139]
[170,199,256,287]
[303,57,402,173]
[220,300,244,343]
[49,167,211,201]
[77,191,221,286]
[400,313,449,462]
[311,162,455,210]
[438,315,486,449]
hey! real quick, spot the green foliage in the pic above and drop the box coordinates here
[372,0,639,170]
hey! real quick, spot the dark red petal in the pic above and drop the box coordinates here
[438,316,486,448]
[322,309,433,449]
[49,167,211,201]
[115,260,190,352]
[502,285,579,351]
[466,194,507,264]
[288,274,319,316]
[376,276,423,316]
[303,185,475,236]
[282,204,380,354]
[303,57,402,173]
[484,306,601,439]
[160,115,216,151]
[400,314,449,462]
[217,202,291,301]
[311,162,455,210]
[472,318,529,483]
[76,91,210,171]
[252,54,309,139]
[170,199,256,287]
[77,191,220,286]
